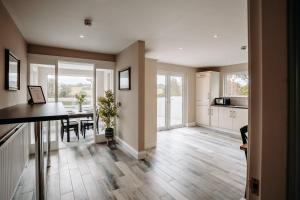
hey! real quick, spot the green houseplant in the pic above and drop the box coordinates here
[97,90,119,138]
[75,91,87,112]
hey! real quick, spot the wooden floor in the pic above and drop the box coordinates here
[13,127,246,200]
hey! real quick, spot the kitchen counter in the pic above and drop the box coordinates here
[211,105,248,109]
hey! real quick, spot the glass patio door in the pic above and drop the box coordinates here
[157,73,184,130]
[29,63,59,151]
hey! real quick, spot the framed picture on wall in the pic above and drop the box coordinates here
[5,49,20,91]
[118,67,131,90]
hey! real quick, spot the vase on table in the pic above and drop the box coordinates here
[78,104,82,112]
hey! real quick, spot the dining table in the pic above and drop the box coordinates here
[65,110,94,142]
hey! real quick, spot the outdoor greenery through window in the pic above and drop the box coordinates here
[223,71,249,97]
[58,61,93,110]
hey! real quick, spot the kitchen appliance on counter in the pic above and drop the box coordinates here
[214,97,231,105]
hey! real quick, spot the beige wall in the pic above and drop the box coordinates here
[248,0,287,199]
[115,41,145,152]
[0,1,27,136]
[157,62,197,124]
[145,58,157,149]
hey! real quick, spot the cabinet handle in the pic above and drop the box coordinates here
[229,110,232,118]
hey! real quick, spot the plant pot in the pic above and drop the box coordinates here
[105,128,114,138]
[78,104,82,112]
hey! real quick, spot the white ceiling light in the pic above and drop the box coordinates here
[213,34,219,39]
[79,35,85,38]
[178,47,183,50]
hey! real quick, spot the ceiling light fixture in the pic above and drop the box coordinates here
[241,45,247,50]
[213,34,219,39]
[178,47,183,50]
[80,35,85,38]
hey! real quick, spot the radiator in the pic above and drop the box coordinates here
[0,124,29,200]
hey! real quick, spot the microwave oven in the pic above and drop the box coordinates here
[215,97,231,105]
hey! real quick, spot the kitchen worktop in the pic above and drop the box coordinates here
[211,105,248,109]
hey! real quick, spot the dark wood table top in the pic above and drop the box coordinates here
[0,102,68,125]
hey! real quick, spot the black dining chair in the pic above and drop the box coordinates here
[240,125,248,199]
[240,125,248,158]
[60,119,79,141]
[80,110,99,138]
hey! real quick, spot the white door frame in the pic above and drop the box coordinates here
[157,71,186,131]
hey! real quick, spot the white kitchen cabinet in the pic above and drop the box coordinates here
[232,108,248,132]
[218,107,233,130]
[196,105,210,126]
[210,106,219,127]
[196,71,220,126]
[196,71,219,106]
[218,107,248,132]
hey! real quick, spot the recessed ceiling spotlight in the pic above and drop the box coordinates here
[241,45,247,50]
[178,47,183,50]
[80,35,85,38]
[213,34,219,39]
[84,18,92,27]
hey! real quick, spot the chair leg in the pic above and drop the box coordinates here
[83,126,86,139]
[61,127,64,141]
[76,127,79,140]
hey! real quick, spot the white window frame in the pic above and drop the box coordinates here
[223,71,249,97]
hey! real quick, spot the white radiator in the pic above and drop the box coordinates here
[0,124,29,200]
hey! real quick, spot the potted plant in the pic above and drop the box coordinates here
[97,90,119,140]
[75,91,87,112]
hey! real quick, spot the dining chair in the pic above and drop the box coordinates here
[60,119,79,141]
[240,125,248,158]
[80,109,99,138]
[240,125,248,199]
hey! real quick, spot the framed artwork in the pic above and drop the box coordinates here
[27,85,46,104]
[5,49,20,91]
[118,67,131,90]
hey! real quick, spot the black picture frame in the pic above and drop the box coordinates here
[27,85,46,104]
[118,67,131,90]
[5,49,20,91]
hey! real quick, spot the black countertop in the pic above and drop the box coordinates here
[211,105,248,109]
[0,102,68,125]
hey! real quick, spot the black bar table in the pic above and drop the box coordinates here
[0,102,68,200]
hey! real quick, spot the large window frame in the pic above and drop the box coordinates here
[223,71,249,97]
[28,54,115,153]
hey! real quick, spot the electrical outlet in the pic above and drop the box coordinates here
[250,177,259,196]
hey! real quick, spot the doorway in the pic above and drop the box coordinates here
[157,73,185,130]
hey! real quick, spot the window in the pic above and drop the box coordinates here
[58,61,93,111]
[223,71,249,97]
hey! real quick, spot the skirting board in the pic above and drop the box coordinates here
[115,137,146,160]
[185,122,196,127]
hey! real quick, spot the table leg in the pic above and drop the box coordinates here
[47,121,51,168]
[67,118,70,142]
[34,121,45,200]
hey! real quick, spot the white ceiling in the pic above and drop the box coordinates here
[2,0,248,67]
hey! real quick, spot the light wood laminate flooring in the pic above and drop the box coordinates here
[13,127,246,200]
